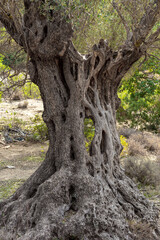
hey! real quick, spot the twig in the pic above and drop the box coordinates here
[112,0,131,40]
[139,52,148,67]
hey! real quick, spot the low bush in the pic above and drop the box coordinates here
[120,135,128,157]
[123,156,160,187]
[22,82,40,99]
[26,114,48,142]
[118,127,138,139]
[0,113,26,130]
[128,138,147,156]
[117,55,160,132]
[142,133,160,152]
[128,132,160,155]
[128,220,156,240]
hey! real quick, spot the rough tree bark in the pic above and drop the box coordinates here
[0,1,160,239]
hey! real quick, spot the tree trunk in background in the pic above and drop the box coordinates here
[0,1,160,239]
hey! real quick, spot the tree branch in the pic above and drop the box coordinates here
[131,1,160,47]
[0,3,25,48]
[145,27,160,46]
[112,0,131,40]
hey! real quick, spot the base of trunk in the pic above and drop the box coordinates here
[0,166,159,240]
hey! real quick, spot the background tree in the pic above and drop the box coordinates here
[0,21,28,98]
[0,1,160,239]
[117,51,160,131]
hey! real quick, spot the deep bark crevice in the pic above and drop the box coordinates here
[70,145,75,161]
[58,58,71,102]
[86,162,94,177]
[100,130,107,154]
[24,1,31,10]
[94,56,100,69]
[74,62,78,81]
[28,188,37,199]
[69,185,77,211]
[40,25,48,44]
[61,112,67,122]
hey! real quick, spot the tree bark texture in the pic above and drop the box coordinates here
[0,1,160,240]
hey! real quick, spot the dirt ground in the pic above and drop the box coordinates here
[0,141,48,181]
[0,98,43,122]
[0,99,48,197]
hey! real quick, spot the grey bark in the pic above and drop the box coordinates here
[0,1,160,239]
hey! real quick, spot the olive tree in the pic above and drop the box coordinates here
[0,1,160,239]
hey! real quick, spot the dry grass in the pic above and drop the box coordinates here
[128,138,147,156]
[124,156,160,186]
[118,127,138,138]
[143,133,160,152]
[128,132,160,154]
[121,129,160,187]
[128,220,157,240]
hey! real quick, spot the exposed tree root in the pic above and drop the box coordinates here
[0,167,159,240]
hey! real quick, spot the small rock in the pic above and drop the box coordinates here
[6,165,15,169]
[3,145,10,149]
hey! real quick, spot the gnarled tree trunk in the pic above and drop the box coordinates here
[0,1,160,240]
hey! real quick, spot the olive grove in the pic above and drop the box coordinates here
[0,0,160,239]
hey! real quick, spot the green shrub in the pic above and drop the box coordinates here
[84,118,95,151]
[117,55,160,132]
[1,52,26,69]
[0,112,26,130]
[120,135,128,157]
[127,132,160,155]
[22,82,41,99]
[26,114,48,142]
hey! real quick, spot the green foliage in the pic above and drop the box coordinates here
[2,53,25,68]
[39,0,99,21]
[36,0,127,53]
[22,82,40,99]
[0,45,26,70]
[0,91,2,102]
[73,0,126,52]
[0,55,8,99]
[0,112,26,131]
[117,55,160,132]
[0,55,9,71]
[0,111,48,143]
[84,118,95,151]
[120,135,128,157]
[0,53,40,99]
[27,114,48,142]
